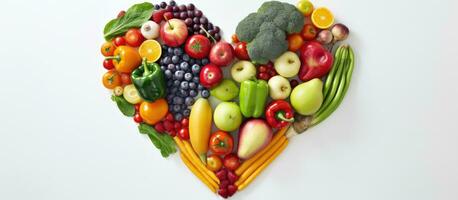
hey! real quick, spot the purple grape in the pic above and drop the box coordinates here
[184,18,193,26]
[214,26,220,33]
[173,12,180,18]
[187,10,194,18]
[178,5,187,12]
[199,17,208,24]
[187,3,195,10]
[180,12,188,19]
[194,10,202,17]
[193,17,200,24]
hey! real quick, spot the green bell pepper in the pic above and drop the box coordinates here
[131,59,166,102]
[239,79,268,118]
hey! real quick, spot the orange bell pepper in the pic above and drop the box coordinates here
[105,46,141,73]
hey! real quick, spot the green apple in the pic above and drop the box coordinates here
[297,0,314,16]
[231,60,256,83]
[290,78,323,115]
[268,75,291,100]
[211,79,239,101]
[274,51,300,78]
[214,102,242,132]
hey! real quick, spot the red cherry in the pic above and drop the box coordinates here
[258,65,267,73]
[163,121,174,132]
[166,113,174,121]
[181,118,189,127]
[154,122,165,133]
[103,59,114,70]
[258,72,269,80]
[133,113,143,123]
[174,121,182,130]
[178,128,189,140]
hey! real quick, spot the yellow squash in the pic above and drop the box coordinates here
[189,98,212,163]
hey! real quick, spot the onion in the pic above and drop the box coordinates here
[316,30,333,45]
[331,23,350,42]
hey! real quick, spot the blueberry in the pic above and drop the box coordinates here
[160,65,166,71]
[198,84,204,90]
[191,64,200,74]
[201,58,209,65]
[174,70,184,80]
[166,81,173,87]
[180,62,189,71]
[183,109,191,117]
[160,2,167,8]
[189,59,196,65]
[173,80,180,86]
[175,65,180,70]
[172,55,180,64]
[154,4,161,10]
[189,90,197,97]
[180,81,189,90]
[185,97,194,106]
[174,48,183,56]
[180,89,188,97]
[167,48,174,55]
[173,104,181,112]
[167,64,175,71]
[169,0,176,6]
[163,56,172,65]
[189,82,197,89]
[174,113,183,121]
[173,96,183,104]
[165,70,172,78]
[182,54,190,62]
[201,90,210,98]
[184,72,193,81]
[192,76,200,83]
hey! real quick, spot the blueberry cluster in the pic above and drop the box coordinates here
[154,0,221,41]
[160,45,211,121]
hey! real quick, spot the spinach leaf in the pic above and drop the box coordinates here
[103,2,154,41]
[138,123,177,158]
[111,95,135,117]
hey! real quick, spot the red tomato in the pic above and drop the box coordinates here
[113,36,126,46]
[209,131,233,156]
[125,29,145,47]
[184,35,211,59]
[301,24,318,41]
[103,59,114,70]
[223,154,240,171]
[181,118,189,127]
[234,42,249,60]
[133,113,143,123]
[178,128,189,140]
[120,73,132,85]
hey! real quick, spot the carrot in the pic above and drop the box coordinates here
[182,140,220,184]
[236,126,289,176]
[179,153,217,193]
[238,139,289,191]
[235,136,287,186]
[174,137,219,188]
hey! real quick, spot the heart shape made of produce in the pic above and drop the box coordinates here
[99,0,355,198]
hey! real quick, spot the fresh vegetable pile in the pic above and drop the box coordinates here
[100,0,355,198]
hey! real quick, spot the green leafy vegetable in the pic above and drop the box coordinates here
[103,2,154,41]
[138,123,177,158]
[111,95,135,117]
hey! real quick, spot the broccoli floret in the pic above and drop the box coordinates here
[247,23,287,64]
[235,1,304,63]
[235,13,265,42]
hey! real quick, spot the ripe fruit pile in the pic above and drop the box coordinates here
[100,0,355,198]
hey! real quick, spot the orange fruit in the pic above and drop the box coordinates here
[139,40,162,62]
[139,99,168,125]
[311,7,334,29]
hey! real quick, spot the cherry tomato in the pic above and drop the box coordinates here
[287,33,304,52]
[103,59,114,70]
[125,29,145,47]
[168,130,176,137]
[231,34,239,43]
[113,36,126,46]
[100,42,115,56]
[207,155,223,172]
[117,10,126,18]
[181,118,189,127]
[301,24,318,41]
[163,120,174,132]
[134,104,140,111]
[258,72,269,81]
[166,113,174,121]
[120,73,132,85]
[154,122,166,133]
[102,70,121,89]
[133,113,143,123]
[234,42,249,60]
[258,65,267,73]
[209,131,233,156]
[223,154,240,171]
[174,121,182,130]
[178,128,189,140]
[139,99,168,125]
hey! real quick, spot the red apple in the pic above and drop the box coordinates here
[160,19,188,47]
[199,64,223,88]
[209,41,234,67]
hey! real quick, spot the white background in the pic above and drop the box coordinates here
[1,0,457,199]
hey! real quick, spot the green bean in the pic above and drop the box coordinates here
[323,46,345,98]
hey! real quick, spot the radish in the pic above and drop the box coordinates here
[237,119,273,160]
